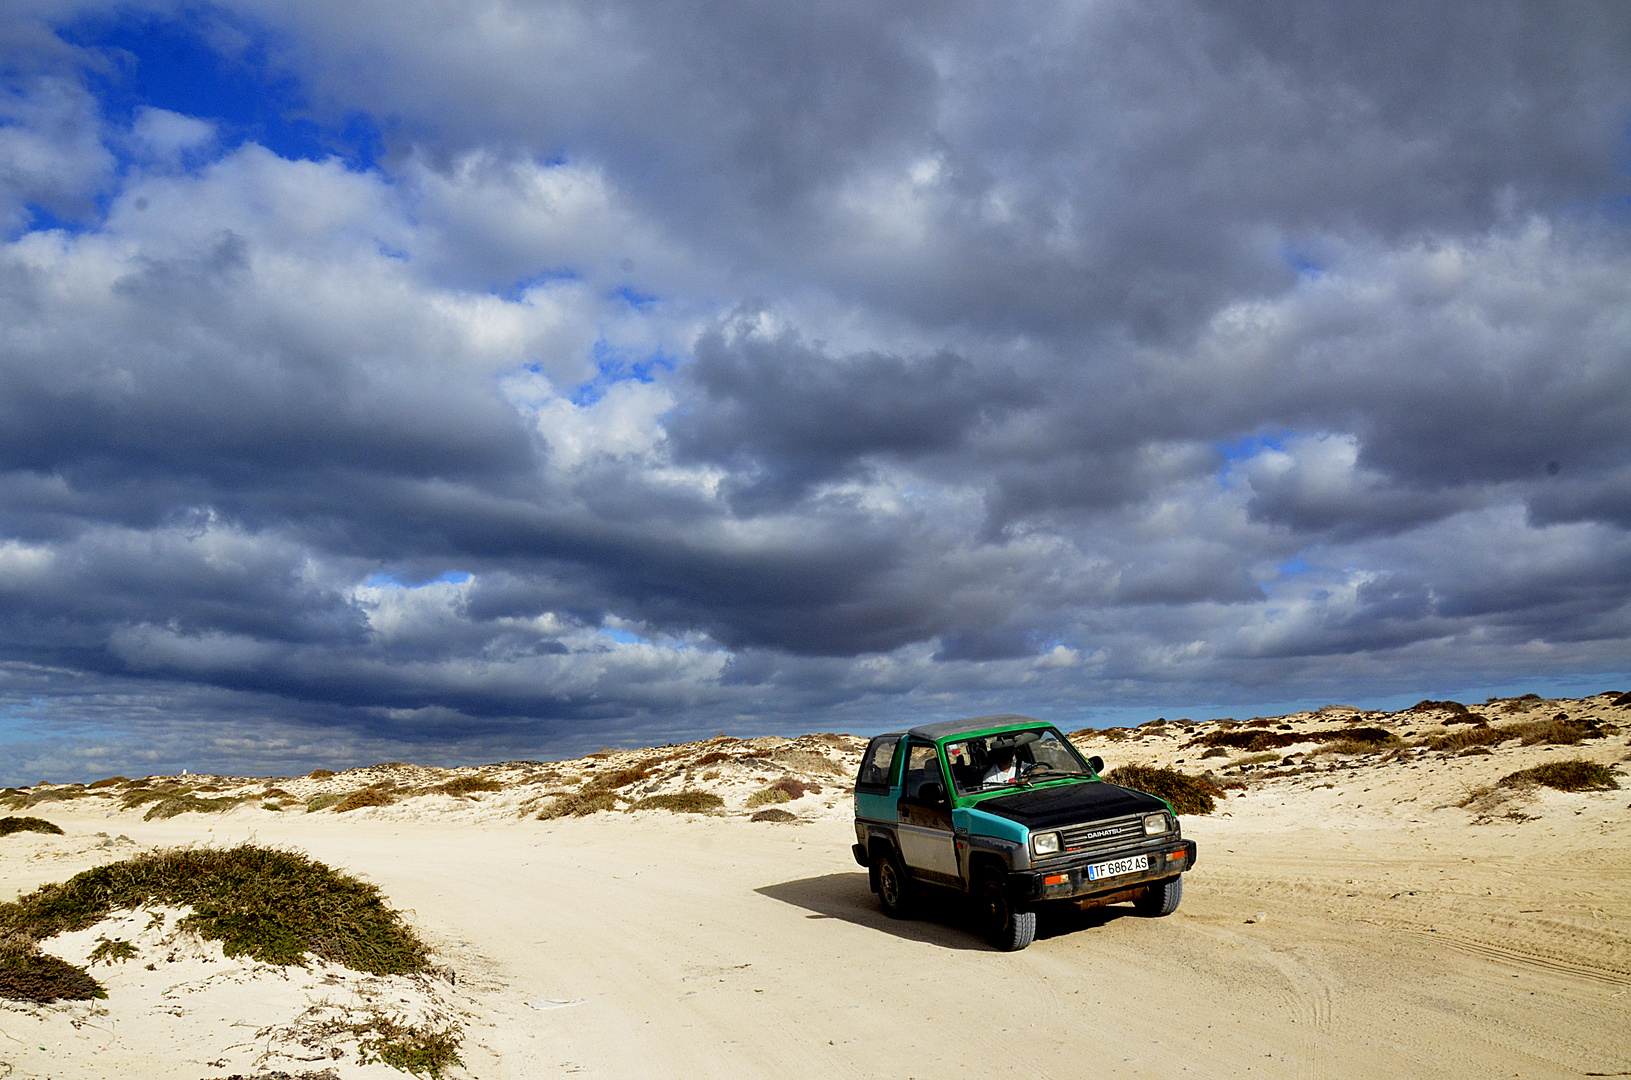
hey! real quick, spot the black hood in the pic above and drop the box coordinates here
[974,780,1166,830]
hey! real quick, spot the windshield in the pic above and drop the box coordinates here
[943,728,1093,795]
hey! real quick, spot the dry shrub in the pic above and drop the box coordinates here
[1,816,64,837]
[334,788,395,813]
[1512,718,1590,746]
[430,775,504,797]
[1611,692,1631,707]
[1313,739,1388,757]
[308,769,336,780]
[1232,752,1281,766]
[23,787,88,808]
[143,795,241,821]
[750,808,797,822]
[1422,725,1511,752]
[1102,766,1219,815]
[1199,747,1230,759]
[746,777,820,808]
[304,793,344,813]
[1098,728,1130,741]
[86,777,128,790]
[1457,782,1534,820]
[536,790,618,820]
[1409,699,1470,715]
[1245,718,1275,728]
[1499,760,1618,793]
[629,792,724,814]
[771,749,842,775]
[693,751,733,767]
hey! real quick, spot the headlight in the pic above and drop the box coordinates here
[1143,813,1169,836]
[1031,831,1061,855]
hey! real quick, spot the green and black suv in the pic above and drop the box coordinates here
[852,714,1197,950]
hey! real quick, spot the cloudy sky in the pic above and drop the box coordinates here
[1,1,1628,783]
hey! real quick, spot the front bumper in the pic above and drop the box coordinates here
[1011,838,1196,903]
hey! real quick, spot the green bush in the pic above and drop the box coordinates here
[304,792,345,813]
[0,816,64,837]
[1498,760,1618,793]
[1103,766,1219,815]
[537,790,618,820]
[0,844,429,1003]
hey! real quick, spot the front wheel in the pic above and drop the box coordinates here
[1135,875,1182,917]
[877,850,913,919]
[979,873,1036,951]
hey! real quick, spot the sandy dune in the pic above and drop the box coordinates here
[3,693,1628,1078]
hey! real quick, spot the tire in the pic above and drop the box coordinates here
[1135,875,1182,917]
[979,872,1036,951]
[876,849,913,919]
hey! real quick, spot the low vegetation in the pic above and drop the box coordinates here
[1103,766,1220,815]
[1498,760,1619,793]
[142,794,242,821]
[746,778,821,808]
[629,791,724,813]
[304,792,345,813]
[537,789,618,820]
[1420,725,1511,752]
[427,775,504,797]
[0,816,64,837]
[0,844,429,1004]
[334,788,396,813]
[750,808,797,822]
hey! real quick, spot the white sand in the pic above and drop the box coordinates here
[3,695,1628,1078]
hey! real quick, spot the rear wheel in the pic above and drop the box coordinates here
[979,872,1036,951]
[877,850,913,919]
[1135,875,1182,917]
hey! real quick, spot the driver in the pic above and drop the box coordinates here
[982,746,1018,785]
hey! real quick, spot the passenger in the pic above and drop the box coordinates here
[982,746,1018,785]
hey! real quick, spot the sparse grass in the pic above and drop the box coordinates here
[1,816,64,837]
[1313,739,1388,757]
[1103,766,1219,815]
[87,776,129,790]
[629,791,724,813]
[1232,752,1281,767]
[304,793,344,813]
[120,786,189,810]
[357,1014,465,1078]
[88,936,137,965]
[537,790,619,820]
[1499,760,1619,793]
[334,788,395,813]
[0,844,429,1004]
[1511,718,1589,746]
[143,794,242,821]
[771,749,840,773]
[1421,725,1511,752]
[23,787,88,808]
[428,775,505,797]
[750,808,797,822]
[746,778,820,808]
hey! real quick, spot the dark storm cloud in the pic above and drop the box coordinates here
[1,0,1629,781]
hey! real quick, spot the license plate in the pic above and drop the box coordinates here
[1086,854,1148,881]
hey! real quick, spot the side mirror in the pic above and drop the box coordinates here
[1088,755,1104,774]
[918,782,945,804]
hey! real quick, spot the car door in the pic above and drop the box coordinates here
[896,741,959,883]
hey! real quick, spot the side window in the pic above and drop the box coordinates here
[857,737,899,789]
[903,743,945,800]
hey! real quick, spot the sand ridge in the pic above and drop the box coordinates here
[2,691,1629,1078]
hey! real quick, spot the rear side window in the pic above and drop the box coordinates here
[857,737,899,790]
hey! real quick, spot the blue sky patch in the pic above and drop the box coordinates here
[59,9,383,170]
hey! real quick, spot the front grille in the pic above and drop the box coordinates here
[1056,815,1143,855]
